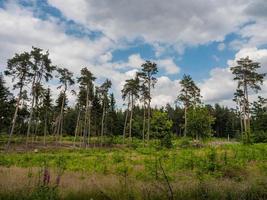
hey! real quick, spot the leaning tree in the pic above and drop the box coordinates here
[54,67,75,145]
[230,57,265,143]
[177,74,201,136]
[26,47,55,146]
[4,52,32,149]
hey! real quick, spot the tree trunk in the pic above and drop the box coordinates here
[32,100,40,144]
[6,86,23,150]
[184,106,187,137]
[142,104,146,146]
[73,109,81,147]
[87,104,92,146]
[58,92,65,146]
[147,79,151,141]
[100,102,105,146]
[123,99,130,144]
[83,84,90,147]
[26,74,37,147]
[239,104,243,138]
[44,109,47,146]
[244,83,251,143]
[129,94,134,141]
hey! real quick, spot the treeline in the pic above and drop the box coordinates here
[0,47,266,148]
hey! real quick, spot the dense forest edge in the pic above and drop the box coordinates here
[0,46,266,199]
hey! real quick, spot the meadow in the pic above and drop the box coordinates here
[0,136,266,200]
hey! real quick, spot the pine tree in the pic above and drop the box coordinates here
[121,75,140,142]
[0,73,14,133]
[137,61,158,141]
[77,68,96,147]
[26,47,55,146]
[231,57,266,143]
[177,74,201,136]
[55,68,74,144]
[4,52,32,149]
[97,79,112,146]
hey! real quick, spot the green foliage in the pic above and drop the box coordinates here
[187,106,214,139]
[151,111,173,148]
[252,131,267,143]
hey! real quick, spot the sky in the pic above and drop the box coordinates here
[0,0,267,108]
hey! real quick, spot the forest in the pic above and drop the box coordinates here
[0,47,267,200]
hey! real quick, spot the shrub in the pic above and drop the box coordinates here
[252,131,267,143]
[150,111,173,148]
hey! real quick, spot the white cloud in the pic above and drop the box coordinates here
[151,76,180,107]
[48,0,251,53]
[200,47,267,107]
[200,68,235,104]
[157,59,180,74]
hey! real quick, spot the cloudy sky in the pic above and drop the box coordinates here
[0,0,267,108]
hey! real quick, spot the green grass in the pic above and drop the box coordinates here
[0,136,267,199]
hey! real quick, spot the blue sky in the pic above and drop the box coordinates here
[0,0,267,107]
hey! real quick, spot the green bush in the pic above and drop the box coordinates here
[151,111,173,148]
[252,131,267,143]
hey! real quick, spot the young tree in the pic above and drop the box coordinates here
[77,68,96,146]
[177,74,201,136]
[151,111,173,148]
[251,96,267,132]
[107,93,118,136]
[98,79,112,145]
[26,47,54,146]
[231,57,266,143]
[91,89,102,140]
[4,52,31,148]
[121,75,140,142]
[55,68,75,144]
[187,106,214,140]
[138,61,158,141]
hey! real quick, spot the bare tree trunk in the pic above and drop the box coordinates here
[58,92,65,146]
[142,104,146,146]
[26,74,37,147]
[44,110,47,146]
[59,111,64,145]
[129,94,134,141]
[83,85,90,147]
[239,104,243,138]
[6,86,23,150]
[123,99,130,144]
[100,102,105,146]
[73,109,81,147]
[244,84,251,143]
[184,106,187,137]
[147,79,151,141]
[88,105,91,146]
[79,118,83,148]
[33,110,39,143]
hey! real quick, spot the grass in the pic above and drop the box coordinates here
[0,135,266,199]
